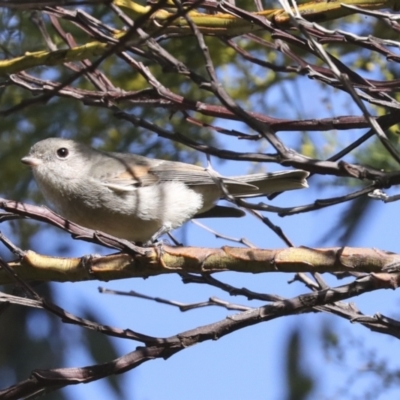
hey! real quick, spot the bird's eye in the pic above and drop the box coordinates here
[56,147,69,158]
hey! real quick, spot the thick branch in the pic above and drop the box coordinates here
[1,246,399,284]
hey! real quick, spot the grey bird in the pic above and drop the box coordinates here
[22,138,309,243]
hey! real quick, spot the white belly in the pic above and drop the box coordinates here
[37,177,214,243]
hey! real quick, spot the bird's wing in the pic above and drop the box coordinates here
[92,154,159,192]
[150,161,257,190]
[93,154,257,193]
[150,161,216,184]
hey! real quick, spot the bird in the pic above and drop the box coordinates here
[21,138,309,243]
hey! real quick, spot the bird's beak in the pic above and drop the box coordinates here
[21,156,42,167]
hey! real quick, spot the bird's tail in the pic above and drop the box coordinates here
[225,170,309,197]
